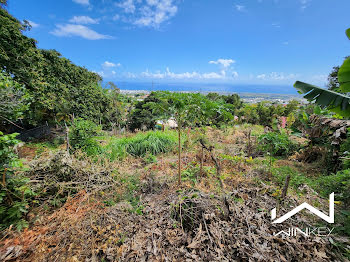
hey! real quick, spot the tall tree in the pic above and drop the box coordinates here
[149,92,233,184]
[327,66,340,91]
[0,6,109,126]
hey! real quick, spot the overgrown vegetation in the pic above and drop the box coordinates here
[0,132,35,230]
[106,130,178,160]
[258,131,299,157]
[69,118,102,153]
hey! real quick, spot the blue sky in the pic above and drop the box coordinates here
[7,0,350,87]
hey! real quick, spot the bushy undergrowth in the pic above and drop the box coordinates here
[107,131,178,160]
[269,165,350,236]
[316,169,350,206]
[270,166,350,204]
[270,166,312,190]
[69,118,102,154]
[0,132,35,230]
[258,131,299,156]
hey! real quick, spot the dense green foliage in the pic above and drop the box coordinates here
[316,169,350,207]
[0,132,35,230]
[69,119,101,152]
[147,91,235,127]
[237,100,299,127]
[128,92,162,131]
[0,6,121,127]
[0,72,30,126]
[128,91,240,132]
[258,131,298,156]
[107,131,178,159]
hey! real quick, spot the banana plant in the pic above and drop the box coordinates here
[294,28,350,117]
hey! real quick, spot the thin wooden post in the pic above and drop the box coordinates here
[199,146,204,177]
[247,129,252,157]
[178,123,181,185]
[65,123,70,155]
[281,175,290,200]
[199,139,223,188]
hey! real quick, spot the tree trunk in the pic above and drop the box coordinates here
[178,123,181,185]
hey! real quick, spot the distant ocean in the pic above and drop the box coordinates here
[113,82,299,95]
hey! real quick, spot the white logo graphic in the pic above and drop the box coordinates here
[271,193,334,224]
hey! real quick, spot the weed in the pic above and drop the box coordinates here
[106,130,178,160]
[144,153,157,164]
[69,118,102,155]
[258,131,299,157]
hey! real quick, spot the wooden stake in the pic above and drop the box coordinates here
[199,146,204,177]
[65,123,70,155]
[281,175,290,200]
[178,123,181,185]
[199,139,223,188]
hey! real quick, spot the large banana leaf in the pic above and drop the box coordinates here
[294,81,350,117]
[339,57,350,93]
[339,28,350,92]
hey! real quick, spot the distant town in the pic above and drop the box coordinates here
[120,89,305,104]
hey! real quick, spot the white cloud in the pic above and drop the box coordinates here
[72,0,90,5]
[141,70,166,79]
[51,24,112,40]
[202,72,224,79]
[283,41,289,45]
[27,20,39,28]
[272,23,281,28]
[139,67,237,80]
[235,5,245,12]
[116,0,136,13]
[257,72,298,81]
[165,68,201,79]
[124,72,137,78]
[209,59,235,68]
[112,14,120,21]
[257,74,266,80]
[69,16,99,24]
[116,0,179,28]
[102,61,121,67]
[300,0,311,10]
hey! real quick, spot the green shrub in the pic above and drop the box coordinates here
[0,132,35,230]
[270,166,312,190]
[69,118,101,153]
[315,169,350,206]
[258,131,298,156]
[107,131,178,160]
[182,163,200,185]
[144,153,157,164]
